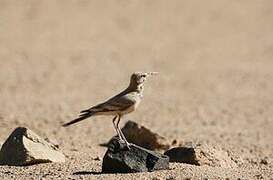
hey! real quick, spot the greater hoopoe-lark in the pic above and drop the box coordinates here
[62,72,158,147]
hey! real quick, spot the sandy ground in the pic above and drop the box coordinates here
[0,0,273,179]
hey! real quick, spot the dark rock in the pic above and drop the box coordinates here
[164,146,199,165]
[102,138,169,173]
[164,143,237,168]
[0,127,65,166]
[102,120,174,151]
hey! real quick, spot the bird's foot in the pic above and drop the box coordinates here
[125,141,131,150]
[118,138,131,150]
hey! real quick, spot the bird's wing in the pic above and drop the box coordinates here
[88,94,136,113]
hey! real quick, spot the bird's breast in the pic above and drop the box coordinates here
[121,95,142,115]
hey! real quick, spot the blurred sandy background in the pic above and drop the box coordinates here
[0,0,272,179]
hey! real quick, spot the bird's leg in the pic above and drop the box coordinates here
[112,115,122,140]
[117,115,131,147]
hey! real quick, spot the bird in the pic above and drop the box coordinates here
[62,72,158,147]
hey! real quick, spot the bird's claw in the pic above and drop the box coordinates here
[125,142,131,150]
[118,138,131,150]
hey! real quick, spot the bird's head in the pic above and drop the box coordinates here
[130,72,158,85]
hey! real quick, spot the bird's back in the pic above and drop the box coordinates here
[87,88,141,115]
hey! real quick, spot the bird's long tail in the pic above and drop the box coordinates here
[62,111,94,127]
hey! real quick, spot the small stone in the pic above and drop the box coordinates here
[260,158,268,165]
[102,138,169,173]
[164,146,199,165]
[254,174,263,179]
[0,127,65,166]
[103,120,172,151]
[93,156,101,161]
[164,143,237,168]
[152,177,164,180]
